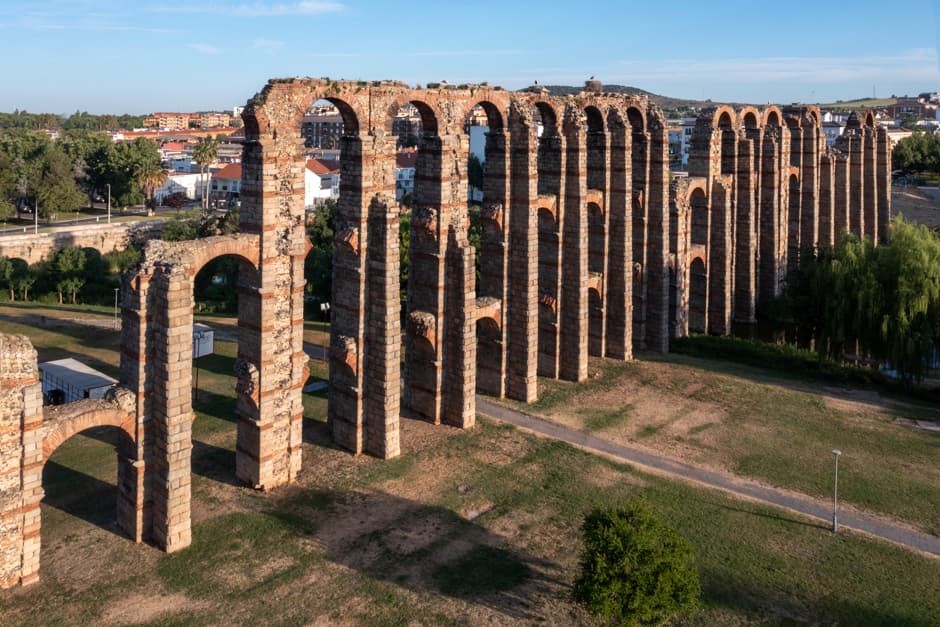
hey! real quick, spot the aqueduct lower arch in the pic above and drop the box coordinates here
[0,77,888,587]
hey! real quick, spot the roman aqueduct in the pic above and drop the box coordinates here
[0,78,890,586]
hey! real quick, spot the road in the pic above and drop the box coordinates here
[476,397,940,558]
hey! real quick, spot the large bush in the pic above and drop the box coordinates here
[572,499,700,626]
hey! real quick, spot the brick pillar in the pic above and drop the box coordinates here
[444,233,476,428]
[478,128,509,398]
[0,335,42,588]
[364,132,401,458]
[645,115,670,352]
[441,133,476,429]
[847,133,865,237]
[605,116,633,359]
[150,265,193,553]
[800,124,820,256]
[537,131,564,378]
[863,126,878,243]
[631,129,650,351]
[786,126,803,275]
[734,137,757,325]
[833,153,850,244]
[669,181,690,338]
[506,108,538,403]
[561,114,588,382]
[253,123,306,489]
[876,127,892,242]
[586,126,609,358]
[328,133,369,451]
[758,131,781,306]
[118,270,152,542]
[708,178,732,335]
[364,197,401,457]
[405,134,446,424]
[818,153,835,248]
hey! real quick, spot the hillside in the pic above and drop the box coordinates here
[534,84,739,110]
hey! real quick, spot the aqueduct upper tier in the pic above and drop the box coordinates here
[0,77,888,587]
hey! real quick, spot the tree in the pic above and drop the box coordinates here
[53,246,86,304]
[36,144,85,219]
[572,499,701,626]
[163,191,189,213]
[304,199,336,308]
[0,258,14,300]
[468,153,484,194]
[161,217,199,242]
[193,137,219,212]
[136,162,167,216]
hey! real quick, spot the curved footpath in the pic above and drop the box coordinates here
[476,397,940,558]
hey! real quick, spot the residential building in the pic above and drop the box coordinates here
[210,163,242,207]
[305,159,340,207]
[302,106,344,149]
[395,149,417,201]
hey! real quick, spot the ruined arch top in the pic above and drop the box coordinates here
[241,78,657,139]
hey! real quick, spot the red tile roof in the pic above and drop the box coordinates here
[214,163,242,180]
[306,158,339,175]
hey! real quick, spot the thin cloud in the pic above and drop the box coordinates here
[149,2,344,16]
[234,2,343,16]
[189,43,222,55]
[614,49,939,84]
[406,49,528,58]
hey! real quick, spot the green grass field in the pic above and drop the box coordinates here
[1,314,939,624]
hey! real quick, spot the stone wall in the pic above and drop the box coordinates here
[0,220,164,265]
[0,77,889,587]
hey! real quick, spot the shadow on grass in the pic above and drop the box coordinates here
[192,439,240,487]
[42,460,123,539]
[159,487,564,621]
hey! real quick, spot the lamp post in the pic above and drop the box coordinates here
[113,287,119,330]
[106,183,111,224]
[34,197,38,234]
[831,449,842,532]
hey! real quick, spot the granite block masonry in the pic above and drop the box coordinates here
[0,78,886,586]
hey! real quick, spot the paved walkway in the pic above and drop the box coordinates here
[476,397,940,558]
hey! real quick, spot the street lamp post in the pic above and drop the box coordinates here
[34,198,38,234]
[113,287,120,330]
[106,183,111,224]
[831,449,842,532]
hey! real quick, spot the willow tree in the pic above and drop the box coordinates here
[874,216,940,384]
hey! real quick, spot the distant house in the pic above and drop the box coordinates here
[395,149,417,201]
[211,162,242,207]
[156,172,204,204]
[305,159,340,208]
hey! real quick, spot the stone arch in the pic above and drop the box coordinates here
[475,313,502,395]
[762,106,783,128]
[739,106,760,130]
[863,109,876,128]
[689,256,708,333]
[42,407,135,460]
[787,172,801,274]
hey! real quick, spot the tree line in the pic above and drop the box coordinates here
[0,110,146,132]
[0,245,139,306]
[891,131,940,175]
[0,128,164,220]
[782,217,940,385]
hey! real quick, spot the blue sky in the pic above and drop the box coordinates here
[3,0,939,114]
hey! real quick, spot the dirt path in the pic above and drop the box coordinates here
[892,186,940,229]
[477,398,940,558]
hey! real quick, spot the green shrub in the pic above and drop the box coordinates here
[573,499,700,626]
